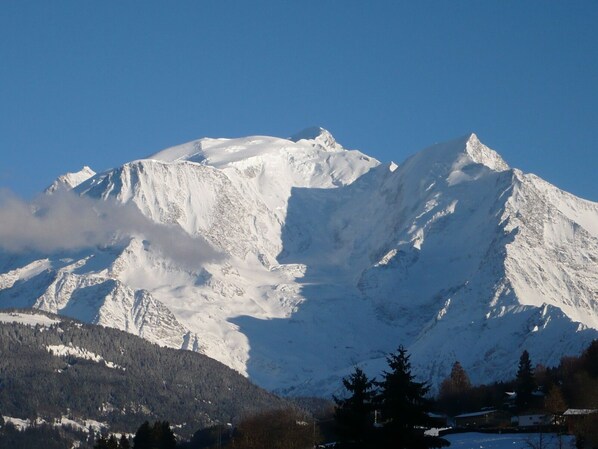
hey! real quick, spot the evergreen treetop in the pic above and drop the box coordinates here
[515,350,536,410]
[333,367,376,445]
[132,421,152,449]
[377,346,430,431]
[131,421,176,449]
[376,346,449,449]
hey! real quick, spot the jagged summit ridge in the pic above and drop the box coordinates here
[465,133,510,171]
[399,133,509,180]
[288,126,342,151]
[289,126,328,141]
[1,130,597,397]
[45,166,96,193]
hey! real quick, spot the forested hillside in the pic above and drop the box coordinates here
[0,310,293,439]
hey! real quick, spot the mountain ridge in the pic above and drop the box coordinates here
[1,128,597,396]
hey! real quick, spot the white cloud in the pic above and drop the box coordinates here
[0,189,221,266]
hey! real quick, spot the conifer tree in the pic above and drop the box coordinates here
[152,421,176,449]
[119,434,131,449]
[94,436,108,449]
[376,346,447,449]
[94,435,119,449]
[132,421,152,449]
[132,421,176,449]
[581,339,598,378]
[107,435,119,449]
[515,350,536,410]
[334,367,376,446]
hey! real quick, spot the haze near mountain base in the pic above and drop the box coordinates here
[0,127,597,396]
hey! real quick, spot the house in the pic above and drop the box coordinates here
[427,412,449,428]
[453,409,509,428]
[563,409,598,433]
[514,414,552,427]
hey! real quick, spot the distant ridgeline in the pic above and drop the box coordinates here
[0,310,293,439]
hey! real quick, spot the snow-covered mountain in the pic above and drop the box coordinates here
[1,128,597,395]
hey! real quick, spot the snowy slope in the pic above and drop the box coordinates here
[1,128,597,395]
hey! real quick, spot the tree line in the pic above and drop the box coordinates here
[94,421,175,449]
[92,339,598,449]
[96,346,450,449]
[436,341,598,415]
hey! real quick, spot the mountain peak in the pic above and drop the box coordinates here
[45,166,96,194]
[464,133,509,172]
[405,133,509,175]
[289,126,341,151]
[289,126,329,141]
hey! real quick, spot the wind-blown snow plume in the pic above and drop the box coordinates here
[0,189,221,267]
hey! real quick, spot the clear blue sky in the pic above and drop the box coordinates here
[1,1,597,200]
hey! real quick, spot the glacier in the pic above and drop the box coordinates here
[1,128,597,396]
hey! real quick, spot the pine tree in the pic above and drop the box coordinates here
[119,434,131,449]
[132,421,175,449]
[334,367,376,446]
[95,435,119,449]
[94,436,109,449]
[581,339,598,378]
[107,435,119,449]
[132,421,152,449]
[376,346,447,449]
[152,421,176,449]
[516,350,536,410]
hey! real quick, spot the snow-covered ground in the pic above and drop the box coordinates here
[1,415,107,434]
[46,344,124,370]
[0,311,60,327]
[445,432,575,449]
[0,417,576,449]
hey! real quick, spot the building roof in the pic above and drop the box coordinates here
[563,409,598,416]
[455,409,497,419]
